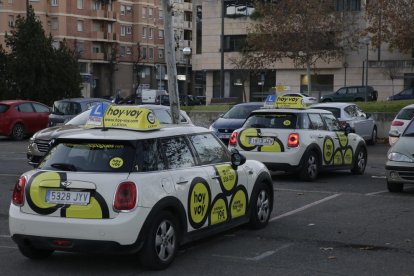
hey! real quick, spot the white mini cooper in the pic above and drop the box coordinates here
[228,107,367,181]
[9,106,273,270]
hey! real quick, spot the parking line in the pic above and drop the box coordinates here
[212,243,291,261]
[270,194,341,222]
[365,190,388,196]
[0,235,10,238]
[0,246,17,249]
[0,173,21,177]
[275,188,335,194]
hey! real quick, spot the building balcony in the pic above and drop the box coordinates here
[90,52,105,60]
[91,32,118,42]
[183,21,192,29]
[183,2,192,11]
[91,10,117,21]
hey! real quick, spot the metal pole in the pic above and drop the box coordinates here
[220,0,225,98]
[365,43,369,102]
[362,61,365,86]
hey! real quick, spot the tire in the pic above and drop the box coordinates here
[387,180,403,193]
[139,211,179,270]
[18,244,53,260]
[367,127,377,145]
[351,147,367,174]
[249,182,272,230]
[322,99,332,103]
[11,123,25,140]
[299,151,319,181]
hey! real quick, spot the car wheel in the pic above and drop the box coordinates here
[18,244,54,260]
[351,147,367,175]
[11,123,25,140]
[368,127,377,145]
[299,151,318,181]
[139,211,179,270]
[387,180,403,193]
[249,182,272,230]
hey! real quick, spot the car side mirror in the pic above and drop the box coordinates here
[389,129,401,138]
[219,113,224,118]
[230,149,246,169]
[366,113,371,119]
[342,123,352,135]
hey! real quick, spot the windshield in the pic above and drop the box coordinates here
[52,101,82,115]
[66,110,90,125]
[312,107,340,118]
[39,141,135,172]
[244,113,298,129]
[403,119,414,137]
[397,108,414,120]
[0,104,9,113]
[223,105,261,119]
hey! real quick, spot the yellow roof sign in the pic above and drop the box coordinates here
[101,106,161,131]
[275,96,305,109]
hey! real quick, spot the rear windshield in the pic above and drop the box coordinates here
[39,141,135,173]
[397,108,414,120]
[0,104,9,113]
[52,101,82,115]
[312,107,340,118]
[244,113,298,129]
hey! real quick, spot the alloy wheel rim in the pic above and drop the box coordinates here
[308,155,317,178]
[358,151,366,170]
[155,220,175,262]
[256,190,269,223]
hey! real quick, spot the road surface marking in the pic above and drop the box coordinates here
[0,174,21,177]
[0,246,17,249]
[270,194,341,222]
[371,175,386,179]
[0,235,10,238]
[212,244,291,261]
[365,190,388,196]
[275,188,334,194]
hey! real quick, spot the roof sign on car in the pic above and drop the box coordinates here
[102,105,161,131]
[275,96,305,109]
[85,102,111,128]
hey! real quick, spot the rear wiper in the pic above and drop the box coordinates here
[50,163,77,171]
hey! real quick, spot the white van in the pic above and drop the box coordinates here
[137,89,168,104]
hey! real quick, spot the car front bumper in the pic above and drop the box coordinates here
[385,161,414,184]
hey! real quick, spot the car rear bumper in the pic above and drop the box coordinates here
[9,204,151,246]
[240,148,304,170]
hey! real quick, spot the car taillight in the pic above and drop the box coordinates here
[114,181,137,211]
[12,176,26,206]
[229,131,238,146]
[391,120,404,126]
[288,133,299,148]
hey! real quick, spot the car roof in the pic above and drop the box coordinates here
[251,108,333,114]
[54,98,110,103]
[401,104,414,109]
[233,102,264,107]
[0,100,43,105]
[57,125,209,141]
[310,102,352,108]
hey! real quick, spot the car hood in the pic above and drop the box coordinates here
[211,118,246,130]
[390,136,414,153]
[32,125,84,140]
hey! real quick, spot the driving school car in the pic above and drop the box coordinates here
[228,96,368,181]
[9,105,273,270]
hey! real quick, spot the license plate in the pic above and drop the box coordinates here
[46,190,90,205]
[249,137,274,146]
[218,133,231,139]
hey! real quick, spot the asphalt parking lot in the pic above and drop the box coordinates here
[0,139,413,275]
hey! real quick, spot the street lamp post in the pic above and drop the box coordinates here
[183,47,191,96]
[363,37,371,102]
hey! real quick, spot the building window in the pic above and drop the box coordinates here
[196,5,202,54]
[52,40,60,50]
[76,40,85,55]
[77,20,84,32]
[120,46,126,56]
[51,0,58,6]
[8,0,14,4]
[127,26,132,35]
[77,0,83,9]
[8,15,15,28]
[142,27,147,38]
[120,26,126,36]
[142,7,147,18]
[120,5,126,15]
[93,0,101,10]
[92,44,101,53]
[158,30,164,39]
[149,48,154,59]
[149,28,153,39]
[141,47,147,59]
[223,35,246,52]
[335,0,361,11]
[224,0,254,17]
[126,47,132,55]
[159,9,163,19]
[159,48,164,59]
[50,17,58,30]
[149,8,153,18]
[126,6,132,15]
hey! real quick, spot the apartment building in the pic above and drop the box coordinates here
[192,0,414,104]
[0,0,193,98]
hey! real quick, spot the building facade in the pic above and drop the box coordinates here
[192,0,414,104]
[0,0,193,99]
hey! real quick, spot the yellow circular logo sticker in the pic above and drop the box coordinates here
[323,137,334,164]
[283,120,291,126]
[344,147,353,165]
[336,132,348,148]
[214,164,237,195]
[210,196,228,225]
[333,149,343,165]
[239,128,259,151]
[230,187,247,219]
[109,157,124,169]
[188,178,211,229]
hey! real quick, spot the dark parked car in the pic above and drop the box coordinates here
[209,102,263,144]
[320,86,378,102]
[0,100,50,140]
[48,97,111,127]
[387,87,414,101]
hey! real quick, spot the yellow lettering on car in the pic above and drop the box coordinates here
[103,106,161,131]
[333,149,343,165]
[230,187,248,219]
[344,147,353,165]
[336,132,348,148]
[214,164,237,195]
[323,137,334,164]
[188,178,211,229]
[209,196,229,225]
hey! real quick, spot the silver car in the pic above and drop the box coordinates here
[27,104,193,166]
[310,102,377,145]
[386,118,414,192]
[388,104,414,146]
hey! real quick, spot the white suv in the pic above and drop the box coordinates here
[228,107,367,181]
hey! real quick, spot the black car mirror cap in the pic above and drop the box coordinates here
[230,149,246,169]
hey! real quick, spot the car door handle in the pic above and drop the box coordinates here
[176,178,189,185]
[212,175,220,180]
[317,135,324,139]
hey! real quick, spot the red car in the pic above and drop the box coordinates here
[0,100,50,140]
